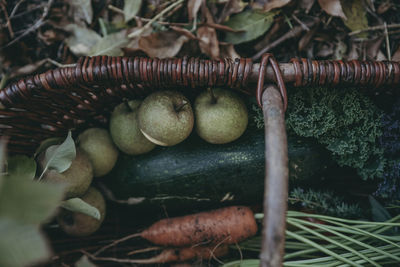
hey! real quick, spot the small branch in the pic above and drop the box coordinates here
[384,22,391,61]
[292,14,310,31]
[46,58,76,68]
[0,0,53,49]
[0,2,14,38]
[252,19,318,61]
[128,0,184,38]
[349,23,400,36]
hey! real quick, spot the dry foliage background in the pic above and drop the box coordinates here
[1,0,400,87]
[1,0,400,266]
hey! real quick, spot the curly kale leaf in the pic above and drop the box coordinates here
[375,160,400,199]
[379,97,400,156]
[375,96,400,199]
[285,87,385,180]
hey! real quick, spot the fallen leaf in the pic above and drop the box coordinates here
[299,0,315,13]
[341,0,368,38]
[65,24,101,56]
[197,26,220,59]
[253,0,291,12]
[124,0,142,22]
[90,31,129,56]
[39,131,76,179]
[218,0,246,23]
[170,26,200,40]
[70,0,93,24]
[223,9,276,45]
[392,46,400,62]
[138,31,188,58]
[61,198,101,220]
[317,0,346,19]
[188,0,202,21]
[220,44,240,59]
[75,255,97,267]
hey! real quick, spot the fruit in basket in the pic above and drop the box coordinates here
[138,90,194,146]
[78,128,118,177]
[110,100,156,155]
[194,88,248,144]
[57,187,106,237]
[41,148,93,198]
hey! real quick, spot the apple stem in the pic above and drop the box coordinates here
[175,100,188,112]
[208,88,217,104]
[123,100,133,112]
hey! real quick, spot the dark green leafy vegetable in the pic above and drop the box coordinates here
[254,87,385,180]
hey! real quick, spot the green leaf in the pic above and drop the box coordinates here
[7,155,37,180]
[89,30,129,56]
[0,219,51,267]
[124,0,142,22]
[341,0,368,38]
[75,255,97,267]
[223,9,276,44]
[369,195,391,222]
[39,131,76,179]
[70,0,93,24]
[65,24,102,56]
[0,178,66,224]
[61,198,101,220]
[34,137,64,158]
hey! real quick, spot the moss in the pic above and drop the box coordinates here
[252,86,385,180]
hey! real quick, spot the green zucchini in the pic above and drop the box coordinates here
[104,129,332,211]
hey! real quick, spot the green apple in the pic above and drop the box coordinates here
[138,90,194,146]
[78,128,118,177]
[57,187,106,237]
[41,148,93,198]
[110,100,156,155]
[194,88,248,144]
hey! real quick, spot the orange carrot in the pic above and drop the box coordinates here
[141,206,257,247]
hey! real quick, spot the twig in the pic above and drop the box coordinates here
[252,19,318,61]
[292,14,310,31]
[46,59,76,68]
[349,23,400,36]
[127,0,184,38]
[9,0,25,18]
[0,0,53,49]
[384,22,391,61]
[0,2,14,38]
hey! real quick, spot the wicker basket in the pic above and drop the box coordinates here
[1,54,399,266]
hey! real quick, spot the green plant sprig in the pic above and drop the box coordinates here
[224,211,400,267]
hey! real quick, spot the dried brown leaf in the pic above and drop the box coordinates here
[217,0,246,23]
[170,26,200,40]
[392,46,400,62]
[197,26,220,59]
[138,31,188,58]
[253,0,291,12]
[188,0,202,21]
[299,0,315,13]
[317,0,346,19]
[298,25,317,51]
[220,44,240,59]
